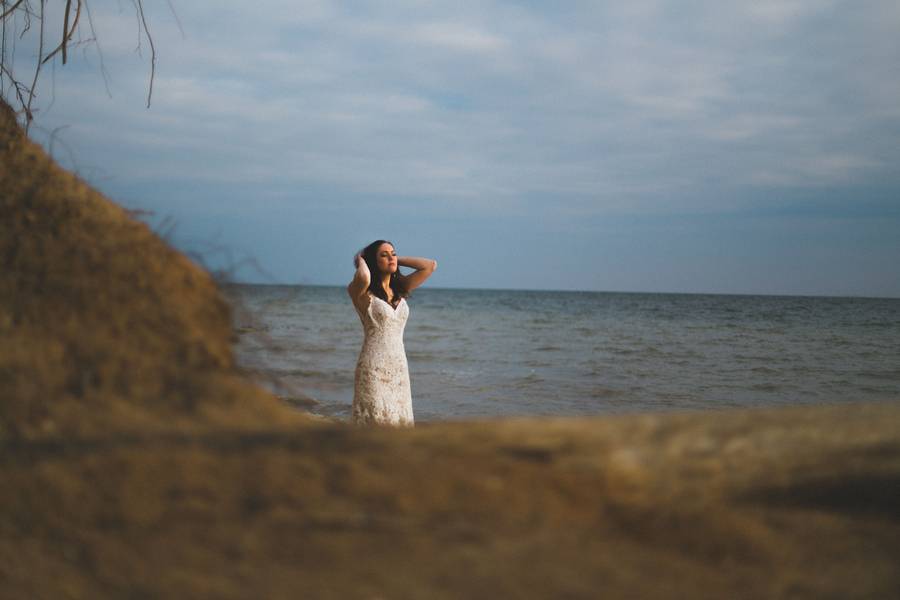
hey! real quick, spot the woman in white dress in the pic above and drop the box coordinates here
[347,240,437,426]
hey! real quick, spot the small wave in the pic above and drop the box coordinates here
[855,385,894,394]
[610,345,665,356]
[591,387,626,398]
[514,375,545,388]
[609,347,636,355]
[750,383,781,392]
[260,367,334,379]
[524,360,553,368]
[277,394,319,408]
[854,370,900,381]
[235,324,269,333]
[416,334,445,342]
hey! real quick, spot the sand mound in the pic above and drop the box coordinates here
[2,99,898,598]
[0,100,310,438]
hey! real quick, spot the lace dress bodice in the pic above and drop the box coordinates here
[352,294,414,426]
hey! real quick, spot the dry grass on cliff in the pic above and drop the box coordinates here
[1,99,899,599]
[0,100,313,439]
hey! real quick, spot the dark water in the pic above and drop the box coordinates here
[224,284,900,422]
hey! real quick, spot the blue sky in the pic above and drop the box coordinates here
[14,0,900,296]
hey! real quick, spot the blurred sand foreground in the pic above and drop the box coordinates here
[2,100,898,599]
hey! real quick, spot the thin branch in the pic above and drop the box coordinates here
[2,0,166,125]
[47,123,73,160]
[134,0,155,108]
[1,2,7,92]
[45,40,55,110]
[23,0,44,130]
[0,0,26,21]
[19,1,33,39]
[61,0,70,62]
[82,0,111,98]
[42,0,82,65]
[165,0,183,39]
[1,62,30,110]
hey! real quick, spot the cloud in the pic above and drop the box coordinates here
[740,0,837,26]
[26,0,895,209]
[13,0,900,294]
[749,154,883,187]
[410,23,507,53]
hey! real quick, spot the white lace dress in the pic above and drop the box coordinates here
[352,293,414,426]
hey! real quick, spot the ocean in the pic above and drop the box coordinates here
[224,284,900,422]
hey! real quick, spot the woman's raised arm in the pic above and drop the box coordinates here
[347,252,371,301]
[398,256,437,291]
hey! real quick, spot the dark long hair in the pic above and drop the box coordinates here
[361,239,409,306]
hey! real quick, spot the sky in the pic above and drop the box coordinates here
[9,0,900,296]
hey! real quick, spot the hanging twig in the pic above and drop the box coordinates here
[1,2,7,92]
[165,0,183,39]
[42,0,82,65]
[2,0,166,125]
[82,0,112,98]
[0,0,26,21]
[1,62,30,110]
[23,0,44,130]
[19,1,34,39]
[135,0,155,108]
[60,0,70,62]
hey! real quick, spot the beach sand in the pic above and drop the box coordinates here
[2,99,899,599]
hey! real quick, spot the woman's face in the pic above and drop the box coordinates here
[375,243,397,275]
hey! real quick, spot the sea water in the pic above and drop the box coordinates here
[224,284,900,422]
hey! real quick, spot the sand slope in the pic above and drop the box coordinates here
[0,101,312,439]
[1,101,898,599]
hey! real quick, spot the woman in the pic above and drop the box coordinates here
[347,240,437,426]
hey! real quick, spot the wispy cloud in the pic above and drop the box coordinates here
[34,1,897,202]
[17,0,900,294]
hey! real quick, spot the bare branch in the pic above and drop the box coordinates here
[0,0,26,21]
[82,0,112,98]
[61,0,70,62]
[2,0,166,125]
[23,0,44,130]
[134,0,155,108]
[42,0,82,65]
[20,2,34,39]
[165,0,183,39]
[1,62,30,109]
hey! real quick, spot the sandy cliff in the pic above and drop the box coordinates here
[0,100,311,439]
[1,101,898,599]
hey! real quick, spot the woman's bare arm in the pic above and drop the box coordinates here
[398,256,437,291]
[347,253,371,306]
